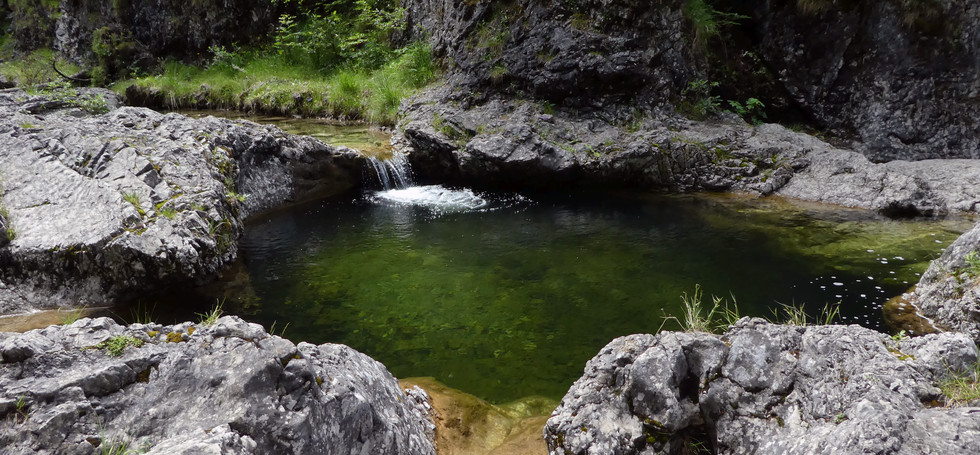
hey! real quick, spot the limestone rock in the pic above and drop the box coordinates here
[0,89,364,314]
[0,316,436,455]
[906,223,980,343]
[545,319,980,454]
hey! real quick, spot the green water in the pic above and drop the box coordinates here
[224,190,969,403]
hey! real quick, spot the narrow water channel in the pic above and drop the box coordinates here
[148,113,973,403]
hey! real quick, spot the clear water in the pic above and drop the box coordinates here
[156,112,970,403]
[178,110,393,157]
[226,188,969,403]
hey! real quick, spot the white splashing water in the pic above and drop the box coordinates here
[365,151,490,213]
[367,152,413,190]
[374,185,488,212]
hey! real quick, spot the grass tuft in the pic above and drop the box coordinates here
[939,362,980,407]
[662,284,740,333]
[770,301,841,326]
[93,335,145,357]
[196,300,224,326]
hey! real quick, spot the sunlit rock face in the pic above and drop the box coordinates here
[0,316,436,455]
[545,319,980,455]
[0,89,364,313]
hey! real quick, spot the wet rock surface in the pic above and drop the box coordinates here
[0,89,364,313]
[545,319,980,455]
[0,316,435,454]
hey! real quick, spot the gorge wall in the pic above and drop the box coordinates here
[400,0,980,162]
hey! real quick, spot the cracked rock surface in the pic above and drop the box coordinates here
[545,319,980,455]
[0,89,364,313]
[0,316,435,454]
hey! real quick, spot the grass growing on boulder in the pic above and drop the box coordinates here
[93,335,145,357]
[196,300,224,326]
[939,362,980,407]
[770,301,841,326]
[663,284,740,333]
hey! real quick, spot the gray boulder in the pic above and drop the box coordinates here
[396,86,980,217]
[545,319,980,454]
[0,89,364,313]
[906,223,980,343]
[0,316,435,454]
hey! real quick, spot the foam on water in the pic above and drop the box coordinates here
[372,185,489,212]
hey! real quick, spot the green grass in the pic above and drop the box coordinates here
[770,301,841,326]
[662,284,740,333]
[939,362,980,407]
[196,300,224,326]
[117,42,437,126]
[0,49,81,89]
[93,335,145,357]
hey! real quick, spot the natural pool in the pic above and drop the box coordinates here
[210,185,969,404]
[150,112,971,404]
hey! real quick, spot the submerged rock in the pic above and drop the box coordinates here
[0,89,364,314]
[0,316,436,454]
[545,319,980,454]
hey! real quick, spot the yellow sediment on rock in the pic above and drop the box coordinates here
[400,377,557,455]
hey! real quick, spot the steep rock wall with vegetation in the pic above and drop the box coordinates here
[3,0,287,77]
[402,0,980,162]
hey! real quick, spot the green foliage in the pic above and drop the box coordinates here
[682,0,745,49]
[99,436,147,455]
[61,307,86,325]
[197,300,224,326]
[271,0,405,72]
[0,49,81,89]
[122,192,142,211]
[727,97,767,125]
[939,362,980,407]
[13,395,29,423]
[963,250,980,277]
[680,79,721,119]
[94,335,145,357]
[664,284,740,333]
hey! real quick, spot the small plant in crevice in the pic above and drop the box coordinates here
[12,395,30,423]
[963,250,980,277]
[98,435,149,455]
[197,300,224,326]
[61,306,86,325]
[92,335,145,357]
[938,361,980,407]
[122,191,144,215]
[662,284,740,333]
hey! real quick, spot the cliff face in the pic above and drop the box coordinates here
[401,0,980,162]
[4,0,287,64]
[750,0,980,162]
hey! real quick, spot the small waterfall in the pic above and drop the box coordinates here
[367,152,413,190]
